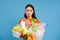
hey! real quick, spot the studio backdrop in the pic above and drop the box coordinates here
[0,0,60,40]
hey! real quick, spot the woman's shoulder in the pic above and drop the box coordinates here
[18,18,25,24]
[34,18,40,24]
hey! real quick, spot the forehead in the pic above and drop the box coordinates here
[26,7,33,10]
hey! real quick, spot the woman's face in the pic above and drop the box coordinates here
[25,7,34,18]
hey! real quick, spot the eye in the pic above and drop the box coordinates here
[26,10,29,11]
[30,10,32,11]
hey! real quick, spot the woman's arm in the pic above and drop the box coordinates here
[35,19,45,32]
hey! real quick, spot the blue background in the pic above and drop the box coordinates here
[0,0,60,40]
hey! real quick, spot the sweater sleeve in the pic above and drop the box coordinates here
[35,19,40,24]
[35,19,45,32]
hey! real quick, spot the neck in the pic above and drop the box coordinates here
[27,16,32,19]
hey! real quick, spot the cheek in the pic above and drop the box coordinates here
[30,12,33,16]
[25,11,28,15]
[25,11,28,14]
[29,11,33,15]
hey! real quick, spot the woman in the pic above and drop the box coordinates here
[19,4,45,40]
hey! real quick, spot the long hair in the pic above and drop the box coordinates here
[24,4,37,19]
